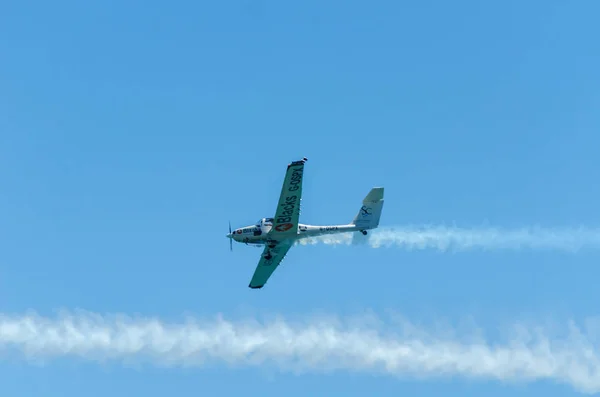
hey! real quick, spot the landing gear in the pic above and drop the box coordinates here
[264,252,273,260]
[266,239,277,249]
[361,230,368,235]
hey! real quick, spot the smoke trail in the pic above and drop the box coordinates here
[1,310,600,394]
[296,225,600,252]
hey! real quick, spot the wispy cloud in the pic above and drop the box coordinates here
[1,310,600,394]
[297,225,600,252]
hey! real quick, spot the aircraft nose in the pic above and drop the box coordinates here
[226,233,232,238]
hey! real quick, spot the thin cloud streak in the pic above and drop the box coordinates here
[1,310,600,393]
[297,225,600,252]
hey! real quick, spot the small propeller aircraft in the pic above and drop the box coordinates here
[226,157,384,289]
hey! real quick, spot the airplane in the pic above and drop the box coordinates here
[226,157,385,289]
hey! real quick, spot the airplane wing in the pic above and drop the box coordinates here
[270,157,307,237]
[248,241,294,289]
[249,158,306,289]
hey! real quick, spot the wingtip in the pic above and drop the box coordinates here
[290,157,308,167]
[249,284,263,289]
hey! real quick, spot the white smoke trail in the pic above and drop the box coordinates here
[296,225,600,252]
[2,310,600,394]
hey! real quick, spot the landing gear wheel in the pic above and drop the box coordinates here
[264,253,273,260]
[361,230,368,235]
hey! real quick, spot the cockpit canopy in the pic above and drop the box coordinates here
[256,217,274,227]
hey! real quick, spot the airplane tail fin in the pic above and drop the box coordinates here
[351,187,384,230]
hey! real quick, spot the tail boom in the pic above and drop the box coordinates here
[296,223,358,239]
[293,187,384,240]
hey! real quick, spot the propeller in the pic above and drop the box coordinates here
[228,221,233,251]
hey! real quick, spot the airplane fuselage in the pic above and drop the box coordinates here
[228,218,366,246]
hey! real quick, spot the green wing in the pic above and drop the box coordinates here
[249,158,307,289]
[270,158,306,236]
[248,241,294,289]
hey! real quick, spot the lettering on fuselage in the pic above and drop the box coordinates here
[275,166,303,226]
[319,226,339,231]
[237,227,260,234]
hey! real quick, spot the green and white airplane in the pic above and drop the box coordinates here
[226,157,384,289]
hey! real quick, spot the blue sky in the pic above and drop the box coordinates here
[2,0,600,395]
